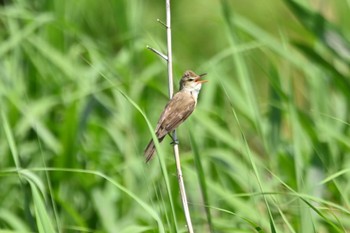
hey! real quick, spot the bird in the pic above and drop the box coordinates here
[144,70,207,162]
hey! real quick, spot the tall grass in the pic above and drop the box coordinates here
[0,0,350,232]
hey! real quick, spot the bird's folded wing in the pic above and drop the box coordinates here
[155,91,195,138]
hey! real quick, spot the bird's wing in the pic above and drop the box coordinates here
[155,91,195,138]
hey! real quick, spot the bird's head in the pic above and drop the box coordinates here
[179,70,207,91]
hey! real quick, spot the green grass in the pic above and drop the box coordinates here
[1,0,350,232]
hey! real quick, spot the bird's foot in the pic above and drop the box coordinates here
[170,139,179,145]
[168,133,179,145]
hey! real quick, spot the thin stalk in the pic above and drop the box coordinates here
[165,1,194,232]
[147,0,194,231]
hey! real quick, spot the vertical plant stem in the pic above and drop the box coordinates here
[166,0,174,98]
[165,0,194,232]
[173,144,194,233]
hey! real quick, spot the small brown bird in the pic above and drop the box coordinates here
[144,70,207,162]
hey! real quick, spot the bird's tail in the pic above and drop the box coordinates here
[144,136,165,163]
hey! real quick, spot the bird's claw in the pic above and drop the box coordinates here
[168,133,179,145]
[170,140,179,145]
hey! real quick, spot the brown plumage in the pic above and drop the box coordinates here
[144,70,207,162]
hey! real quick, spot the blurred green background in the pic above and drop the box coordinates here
[1,0,350,232]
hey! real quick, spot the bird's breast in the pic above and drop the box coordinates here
[190,90,199,103]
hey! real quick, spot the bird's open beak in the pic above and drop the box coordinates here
[195,73,208,83]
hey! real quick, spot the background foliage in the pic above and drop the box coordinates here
[1,0,350,232]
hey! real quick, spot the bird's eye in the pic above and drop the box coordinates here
[188,78,194,81]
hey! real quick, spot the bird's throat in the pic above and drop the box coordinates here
[182,86,201,103]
